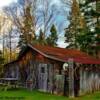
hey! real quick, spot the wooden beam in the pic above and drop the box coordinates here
[68,58,74,98]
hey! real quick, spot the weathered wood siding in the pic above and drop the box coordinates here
[80,67,100,95]
[10,49,64,93]
[5,64,19,79]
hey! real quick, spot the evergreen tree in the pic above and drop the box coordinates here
[77,0,100,56]
[18,4,36,49]
[38,29,45,41]
[47,24,58,46]
[65,0,100,57]
[38,29,47,45]
[65,0,83,49]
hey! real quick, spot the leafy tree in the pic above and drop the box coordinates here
[4,0,37,50]
[0,51,4,66]
[3,48,18,64]
[46,24,58,46]
[0,51,4,77]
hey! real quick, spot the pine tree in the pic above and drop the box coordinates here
[18,4,36,49]
[65,0,83,49]
[46,24,58,46]
[77,0,100,56]
[38,29,47,45]
[65,0,100,57]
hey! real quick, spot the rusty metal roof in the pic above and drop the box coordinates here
[4,44,100,66]
[28,44,100,64]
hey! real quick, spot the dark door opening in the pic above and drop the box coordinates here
[74,68,80,97]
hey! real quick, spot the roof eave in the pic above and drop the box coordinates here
[28,44,66,63]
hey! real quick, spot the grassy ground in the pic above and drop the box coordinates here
[0,89,100,100]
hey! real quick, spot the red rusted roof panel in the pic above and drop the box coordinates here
[31,45,100,64]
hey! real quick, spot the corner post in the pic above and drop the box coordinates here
[68,58,74,98]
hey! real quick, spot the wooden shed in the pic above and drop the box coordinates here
[4,44,100,97]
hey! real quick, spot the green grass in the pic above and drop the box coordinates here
[0,89,100,100]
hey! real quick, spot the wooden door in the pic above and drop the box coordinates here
[38,63,48,92]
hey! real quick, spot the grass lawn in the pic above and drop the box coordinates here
[0,89,100,100]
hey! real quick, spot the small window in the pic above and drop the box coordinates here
[41,67,45,73]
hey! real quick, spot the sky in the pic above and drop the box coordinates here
[0,0,17,8]
[0,0,69,49]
